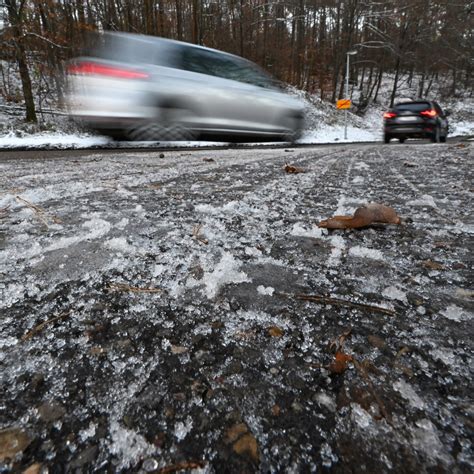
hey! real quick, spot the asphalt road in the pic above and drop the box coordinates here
[0,142,473,473]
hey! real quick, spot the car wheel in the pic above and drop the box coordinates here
[127,105,196,141]
[440,134,447,143]
[384,134,391,144]
[431,126,440,143]
[283,115,303,143]
[399,138,406,144]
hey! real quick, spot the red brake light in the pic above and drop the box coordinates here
[67,62,149,80]
[383,112,396,119]
[420,109,437,118]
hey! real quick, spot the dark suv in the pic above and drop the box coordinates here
[383,100,449,143]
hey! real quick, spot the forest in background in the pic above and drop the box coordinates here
[0,0,472,123]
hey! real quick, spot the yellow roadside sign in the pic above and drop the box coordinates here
[337,99,351,110]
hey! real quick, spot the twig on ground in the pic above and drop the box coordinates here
[0,206,10,219]
[22,311,71,341]
[278,293,395,316]
[107,283,162,294]
[192,224,209,245]
[16,196,62,227]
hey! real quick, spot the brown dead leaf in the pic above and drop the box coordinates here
[318,203,401,229]
[284,164,305,174]
[271,404,281,416]
[422,260,444,270]
[22,464,42,474]
[233,433,259,463]
[328,351,353,374]
[0,428,31,461]
[203,157,215,162]
[268,326,284,338]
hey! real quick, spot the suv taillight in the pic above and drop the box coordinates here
[383,112,397,119]
[67,62,149,80]
[420,109,437,118]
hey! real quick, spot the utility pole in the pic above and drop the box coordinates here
[344,50,357,140]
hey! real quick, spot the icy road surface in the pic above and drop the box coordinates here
[0,143,473,472]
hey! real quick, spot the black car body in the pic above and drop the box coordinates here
[383,100,449,143]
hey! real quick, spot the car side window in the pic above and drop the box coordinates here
[181,46,274,88]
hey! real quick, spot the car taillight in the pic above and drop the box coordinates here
[383,112,396,119]
[420,109,437,117]
[67,62,149,80]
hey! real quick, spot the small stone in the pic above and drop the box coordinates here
[37,401,66,422]
[269,367,279,375]
[142,458,159,472]
[171,345,187,355]
[159,153,165,158]
[271,404,281,416]
[0,427,31,461]
[367,335,386,349]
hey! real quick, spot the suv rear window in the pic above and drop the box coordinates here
[394,102,431,112]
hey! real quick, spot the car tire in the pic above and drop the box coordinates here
[399,138,406,143]
[127,104,196,141]
[440,134,447,143]
[384,134,391,144]
[431,126,440,143]
[283,115,303,143]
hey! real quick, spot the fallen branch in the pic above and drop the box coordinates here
[16,196,61,227]
[192,224,208,245]
[0,206,10,219]
[22,311,71,341]
[278,293,395,316]
[107,283,162,294]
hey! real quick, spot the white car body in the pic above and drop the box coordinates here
[66,32,305,142]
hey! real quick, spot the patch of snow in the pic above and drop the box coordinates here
[202,252,251,299]
[105,237,136,254]
[440,304,472,322]
[290,223,324,238]
[411,418,452,465]
[108,420,156,469]
[429,348,456,366]
[257,285,275,296]
[349,246,384,261]
[351,403,372,429]
[394,380,425,409]
[174,417,193,441]
[382,285,407,304]
[328,235,346,266]
[407,194,437,207]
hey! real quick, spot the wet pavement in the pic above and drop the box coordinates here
[0,142,473,472]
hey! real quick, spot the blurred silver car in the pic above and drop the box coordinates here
[66,32,305,142]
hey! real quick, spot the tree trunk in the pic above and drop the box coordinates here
[5,0,37,122]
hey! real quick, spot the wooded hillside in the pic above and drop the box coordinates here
[1,0,472,122]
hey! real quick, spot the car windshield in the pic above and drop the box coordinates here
[394,102,431,112]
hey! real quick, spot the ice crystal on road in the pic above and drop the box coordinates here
[0,143,472,472]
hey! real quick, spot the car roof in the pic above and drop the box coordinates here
[102,31,248,64]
